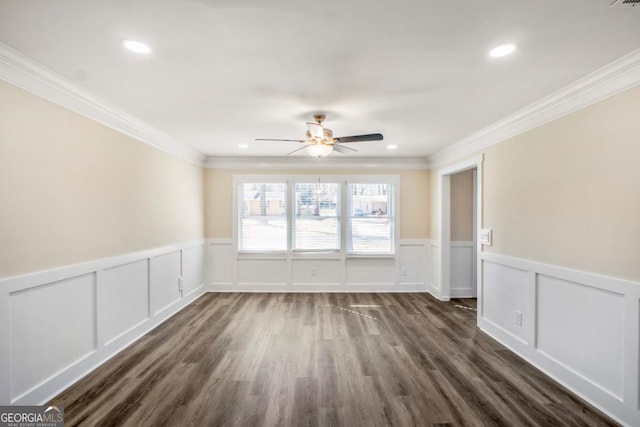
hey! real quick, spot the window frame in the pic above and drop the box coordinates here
[233,174,399,258]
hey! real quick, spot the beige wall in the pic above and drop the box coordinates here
[431,86,640,282]
[0,80,204,279]
[450,169,474,241]
[205,168,429,240]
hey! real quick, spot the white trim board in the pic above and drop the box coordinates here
[479,252,640,427]
[206,238,432,293]
[0,42,205,166]
[208,284,428,293]
[0,240,207,405]
[427,48,640,168]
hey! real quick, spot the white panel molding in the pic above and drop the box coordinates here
[101,260,149,345]
[205,156,429,170]
[479,252,640,427]
[449,241,474,298]
[427,48,640,168]
[0,239,207,406]
[205,238,431,293]
[0,42,205,166]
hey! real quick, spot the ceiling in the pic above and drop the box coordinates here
[1,0,639,159]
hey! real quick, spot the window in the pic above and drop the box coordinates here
[347,183,393,254]
[235,176,397,255]
[238,183,286,251]
[293,183,339,251]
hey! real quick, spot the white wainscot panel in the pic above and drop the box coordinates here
[101,260,149,345]
[10,273,96,401]
[537,274,624,399]
[150,251,181,315]
[210,243,233,284]
[182,245,204,295]
[346,258,395,284]
[292,259,341,284]
[237,259,287,284]
[482,260,528,343]
[399,245,424,284]
[450,242,473,296]
[429,242,440,294]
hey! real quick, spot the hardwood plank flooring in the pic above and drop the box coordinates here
[49,293,618,426]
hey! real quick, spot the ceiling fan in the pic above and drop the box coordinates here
[255,114,383,158]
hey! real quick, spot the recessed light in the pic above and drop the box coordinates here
[386,144,398,150]
[122,39,151,54]
[238,144,249,149]
[488,43,517,58]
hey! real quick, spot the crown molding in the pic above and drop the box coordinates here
[205,156,430,170]
[0,42,205,166]
[426,48,640,168]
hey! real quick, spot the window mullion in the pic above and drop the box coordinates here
[287,180,293,253]
[341,180,348,257]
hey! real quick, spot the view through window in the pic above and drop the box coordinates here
[294,183,339,251]
[348,183,392,253]
[239,183,286,251]
[237,177,395,254]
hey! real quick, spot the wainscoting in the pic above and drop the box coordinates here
[428,240,475,300]
[0,240,206,406]
[450,241,475,298]
[5,238,639,425]
[207,238,431,292]
[479,252,640,426]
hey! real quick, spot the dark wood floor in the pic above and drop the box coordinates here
[50,293,617,426]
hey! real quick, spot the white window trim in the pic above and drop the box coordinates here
[233,174,400,259]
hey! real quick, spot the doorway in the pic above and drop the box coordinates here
[438,155,483,321]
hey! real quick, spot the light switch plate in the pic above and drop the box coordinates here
[480,229,492,246]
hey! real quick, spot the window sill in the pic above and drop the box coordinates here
[346,253,396,259]
[237,251,288,260]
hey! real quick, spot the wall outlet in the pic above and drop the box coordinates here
[178,276,183,291]
[402,267,409,277]
[515,310,522,326]
[310,268,316,277]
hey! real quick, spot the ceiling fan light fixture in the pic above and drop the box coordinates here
[306,143,333,158]
[306,122,324,139]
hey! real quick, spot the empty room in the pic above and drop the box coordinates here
[1,1,639,426]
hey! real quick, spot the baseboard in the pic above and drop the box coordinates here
[479,252,640,427]
[449,288,475,298]
[479,318,635,427]
[0,240,207,405]
[208,282,428,293]
[15,288,206,405]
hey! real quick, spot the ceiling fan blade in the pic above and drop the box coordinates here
[306,122,324,139]
[255,138,307,142]
[287,144,310,156]
[334,133,383,143]
[332,143,357,154]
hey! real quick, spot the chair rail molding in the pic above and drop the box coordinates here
[0,239,206,405]
[479,251,640,427]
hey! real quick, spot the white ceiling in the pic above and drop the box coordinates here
[1,0,639,158]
